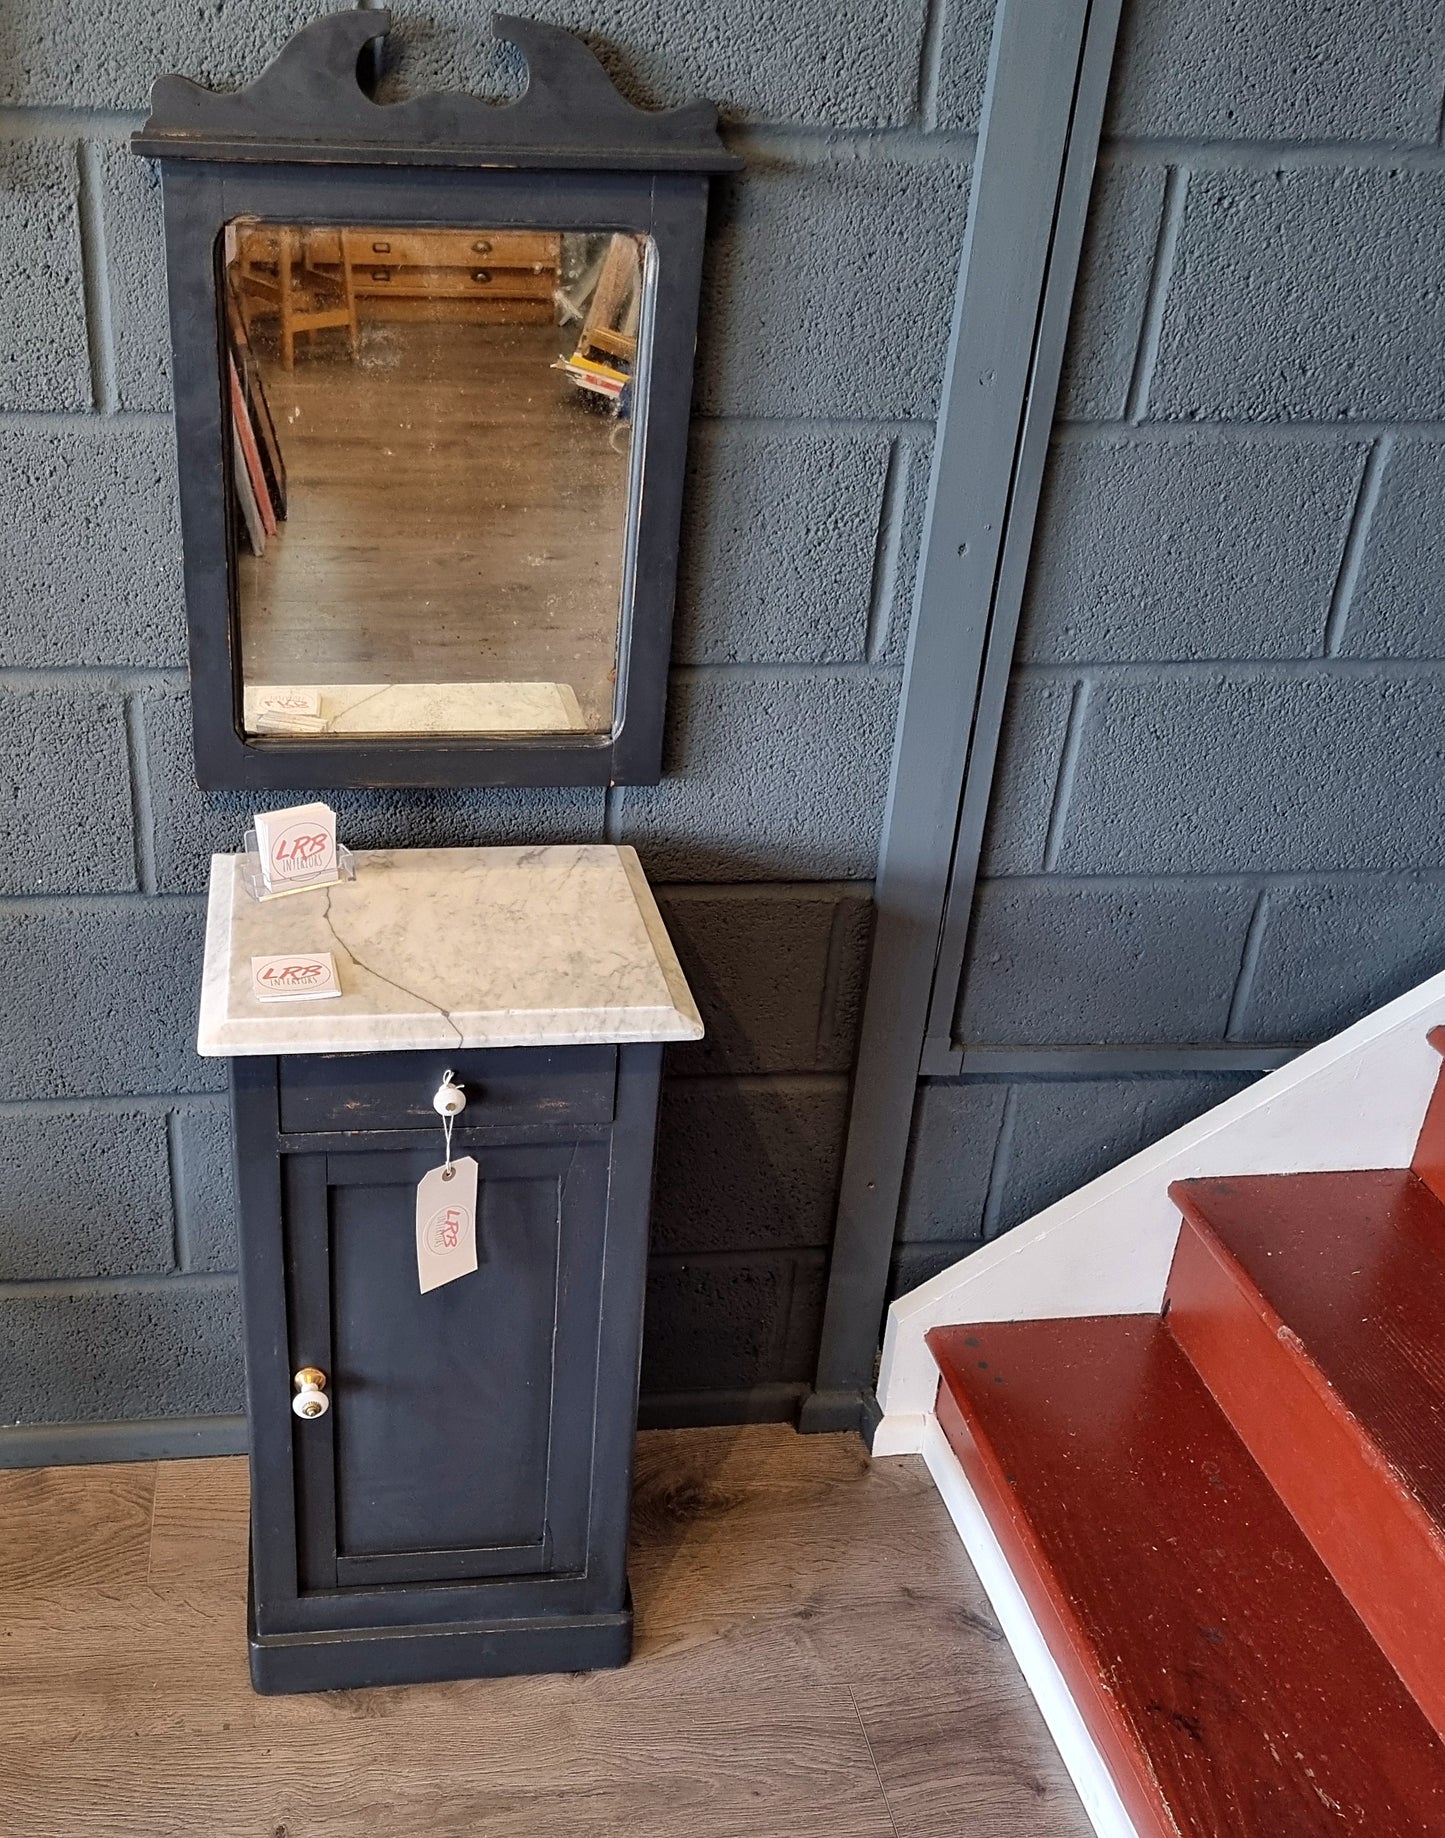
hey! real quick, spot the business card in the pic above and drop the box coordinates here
[251,710,327,736]
[251,951,342,1002]
[253,801,337,889]
[252,687,322,717]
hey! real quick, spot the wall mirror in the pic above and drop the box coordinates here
[134,10,738,788]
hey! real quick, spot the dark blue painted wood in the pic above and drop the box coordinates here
[286,1141,608,1590]
[135,13,728,790]
[233,1041,663,1691]
[803,0,1126,1437]
[133,10,740,174]
[276,1043,616,1133]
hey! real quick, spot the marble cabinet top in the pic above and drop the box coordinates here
[197,844,703,1057]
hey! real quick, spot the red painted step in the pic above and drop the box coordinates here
[1167,1168,1445,1736]
[928,1316,1445,1838]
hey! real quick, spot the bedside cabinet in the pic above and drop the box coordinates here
[197,845,701,1692]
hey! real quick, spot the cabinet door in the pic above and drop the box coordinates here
[283,1139,608,1593]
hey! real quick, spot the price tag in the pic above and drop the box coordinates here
[415,1156,478,1294]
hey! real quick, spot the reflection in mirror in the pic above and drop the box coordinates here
[222,223,651,739]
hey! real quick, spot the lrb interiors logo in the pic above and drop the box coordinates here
[271,822,334,879]
[425,1203,471,1255]
[257,958,331,992]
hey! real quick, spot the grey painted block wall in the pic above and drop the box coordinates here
[893,3,1445,1297]
[0,1,979,1441]
[7,0,1444,1427]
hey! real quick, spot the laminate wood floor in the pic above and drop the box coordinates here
[0,1425,1091,1837]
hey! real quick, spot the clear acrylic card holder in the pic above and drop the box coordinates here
[241,828,356,904]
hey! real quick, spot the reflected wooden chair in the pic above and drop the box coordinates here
[235,224,360,369]
[572,233,641,368]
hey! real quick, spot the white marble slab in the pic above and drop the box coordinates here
[242,681,590,736]
[197,845,703,1057]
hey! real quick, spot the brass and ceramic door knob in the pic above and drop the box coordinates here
[292,1367,329,1419]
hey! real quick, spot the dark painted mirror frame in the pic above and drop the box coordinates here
[133,8,739,790]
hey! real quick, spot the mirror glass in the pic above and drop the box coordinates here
[221,221,652,739]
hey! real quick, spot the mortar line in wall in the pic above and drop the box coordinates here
[0,411,175,436]
[1224,890,1271,1041]
[949,1047,1303,1083]
[0,667,187,689]
[1099,136,1445,171]
[0,1093,226,1116]
[75,140,118,415]
[727,125,975,166]
[814,898,856,1067]
[966,868,1445,888]
[772,1249,802,1379]
[1052,420,1445,445]
[694,414,935,439]
[601,784,620,845]
[0,892,207,913]
[1041,678,1091,872]
[648,1245,828,1271]
[1123,165,1188,424]
[863,439,909,664]
[1013,655,1445,682]
[655,878,875,899]
[668,1071,852,1093]
[916,0,950,132]
[164,1109,187,1274]
[668,661,901,681]
[979,1086,1020,1242]
[0,1272,237,1301]
[1321,436,1391,657]
[0,107,146,138]
[122,691,158,895]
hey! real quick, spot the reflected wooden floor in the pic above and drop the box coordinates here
[237,319,630,731]
[0,1425,1091,1837]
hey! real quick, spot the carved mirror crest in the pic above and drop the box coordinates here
[134,9,738,788]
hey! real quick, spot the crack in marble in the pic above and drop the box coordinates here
[318,884,465,1046]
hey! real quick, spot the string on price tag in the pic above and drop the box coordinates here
[416,1070,478,1293]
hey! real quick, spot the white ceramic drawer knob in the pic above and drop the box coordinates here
[432,1072,467,1117]
[292,1367,329,1419]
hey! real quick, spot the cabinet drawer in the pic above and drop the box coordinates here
[349,265,557,300]
[277,1045,615,1135]
[340,228,561,270]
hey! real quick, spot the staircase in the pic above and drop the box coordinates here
[923,1028,1445,1837]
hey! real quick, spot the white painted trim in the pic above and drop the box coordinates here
[878,965,1445,1422]
[916,1414,1141,1838]
[870,1411,930,1457]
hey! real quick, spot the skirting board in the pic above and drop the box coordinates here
[872,1410,930,1457]
[635,1382,807,1430]
[915,1412,1140,1838]
[0,1414,248,1470]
